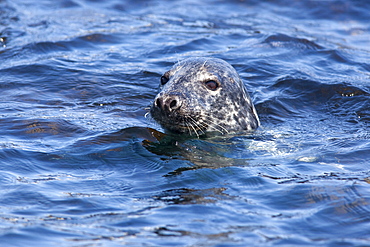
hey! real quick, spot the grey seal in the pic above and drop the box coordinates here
[150,57,259,136]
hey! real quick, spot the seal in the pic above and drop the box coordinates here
[150,57,259,136]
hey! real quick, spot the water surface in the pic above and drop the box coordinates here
[1,0,370,246]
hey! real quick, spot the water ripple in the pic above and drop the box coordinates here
[1,0,370,246]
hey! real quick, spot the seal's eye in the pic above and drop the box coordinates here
[160,75,169,85]
[205,80,219,91]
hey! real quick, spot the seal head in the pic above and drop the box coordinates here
[150,57,259,136]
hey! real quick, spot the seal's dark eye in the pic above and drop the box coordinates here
[160,75,169,85]
[205,80,219,91]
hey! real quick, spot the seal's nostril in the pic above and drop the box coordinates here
[169,99,177,109]
[166,96,181,112]
[155,96,179,112]
[156,98,162,108]
[155,95,181,112]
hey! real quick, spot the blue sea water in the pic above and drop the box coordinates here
[1,0,370,246]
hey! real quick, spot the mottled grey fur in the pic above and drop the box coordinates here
[150,57,259,136]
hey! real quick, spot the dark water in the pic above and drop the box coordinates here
[1,0,370,246]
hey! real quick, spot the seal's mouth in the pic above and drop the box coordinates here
[150,103,207,136]
[168,117,207,134]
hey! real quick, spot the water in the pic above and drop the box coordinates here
[1,0,370,246]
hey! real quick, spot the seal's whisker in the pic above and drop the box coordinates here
[187,115,206,137]
[203,117,229,135]
[202,59,208,69]
[184,118,200,138]
[183,120,193,136]
[188,117,202,138]
[208,124,227,135]
[183,121,191,136]
[182,117,192,135]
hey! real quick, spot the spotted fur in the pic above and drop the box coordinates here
[150,57,259,136]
